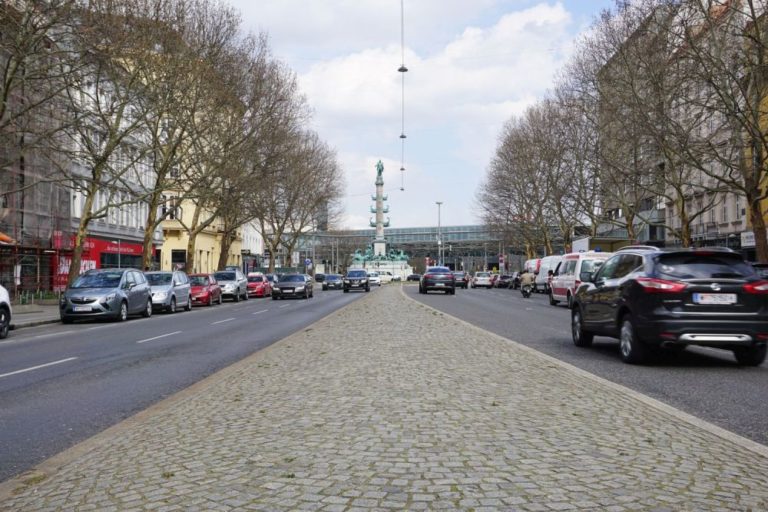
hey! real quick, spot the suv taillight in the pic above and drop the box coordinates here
[743,280,768,294]
[636,277,687,293]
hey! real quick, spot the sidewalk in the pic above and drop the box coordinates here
[2,286,768,511]
[9,304,61,330]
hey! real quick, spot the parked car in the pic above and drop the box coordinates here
[60,268,152,323]
[419,266,456,294]
[535,255,563,293]
[571,247,768,365]
[189,273,222,306]
[213,269,248,302]
[550,250,614,308]
[0,283,11,339]
[453,271,469,289]
[145,271,192,313]
[272,274,314,299]
[246,272,272,298]
[322,274,343,290]
[510,271,521,289]
[379,271,394,284]
[314,273,326,283]
[495,274,513,288]
[524,258,541,275]
[406,273,421,282]
[752,262,768,279]
[367,271,382,286]
[265,273,280,287]
[391,274,402,282]
[343,269,370,292]
[471,271,493,288]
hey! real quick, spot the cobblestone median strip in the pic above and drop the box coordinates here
[3,286,768,511]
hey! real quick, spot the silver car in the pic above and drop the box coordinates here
[145,271,192,313]
[0,283,12,339]
[213,270,248,302]
[60,268,152,323]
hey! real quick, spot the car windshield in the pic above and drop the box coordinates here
[71,272,123,289]
[279,274,304,282]
[327,275,341,281]
[145,273,172,285]
[189,276,209,286]
[247,276,263,283]
[213,272,235,281]
[347,270,367,278]
[656,254,756,279]
[580,260,604,274]
[368,272,379,277]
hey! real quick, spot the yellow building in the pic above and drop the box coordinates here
[159,196,243,273]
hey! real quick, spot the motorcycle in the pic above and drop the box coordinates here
[521,283,533,298]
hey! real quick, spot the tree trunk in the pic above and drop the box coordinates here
[748,195,768,263]
[141,190,161,271]
[625,213,636,242]
[67,191,96,286]
[185,206,202,272]
[217,231,233,271]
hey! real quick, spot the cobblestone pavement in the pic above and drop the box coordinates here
[3,285,768,511]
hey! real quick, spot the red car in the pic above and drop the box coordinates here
[246,272,272,298]
[189,273,222,306]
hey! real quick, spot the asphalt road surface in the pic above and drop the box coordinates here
[408,283,768,447]
[0,286,366,482]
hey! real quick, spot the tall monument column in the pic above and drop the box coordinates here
[370,160,390,256]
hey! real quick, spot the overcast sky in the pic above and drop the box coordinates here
[225,1,615,229]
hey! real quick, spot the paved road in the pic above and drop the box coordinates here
[3,285,767,511]
[0,286,365,482]
[408,283,768,446]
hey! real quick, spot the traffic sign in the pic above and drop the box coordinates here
[305,258,312,266]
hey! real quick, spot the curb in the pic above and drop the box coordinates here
[10,318,61,331]
[401,286,768,460]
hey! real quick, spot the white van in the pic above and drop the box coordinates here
[549,251,613,308]
[534,255,563,293]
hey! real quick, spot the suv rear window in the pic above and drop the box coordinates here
[655,254,756,279]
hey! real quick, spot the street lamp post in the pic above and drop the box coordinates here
[436,201,443,266]
[116,240,121,268]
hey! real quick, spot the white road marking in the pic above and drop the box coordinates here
[212,318,235,325]
[0,357,78,379]
[252,310,269,315]
[278,304,291,309]
[136,331,182,344]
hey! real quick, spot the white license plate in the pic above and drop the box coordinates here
[73,305,92,312]
[693,293,737,305]
[435,283,445,286]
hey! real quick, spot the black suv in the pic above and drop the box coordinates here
[571,247,768,365]
[343,269,370,293]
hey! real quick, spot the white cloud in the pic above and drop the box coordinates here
[223,1,597,229]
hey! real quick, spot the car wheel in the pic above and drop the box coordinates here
[567,293,574,309]
[218,294,223,305]
[304,289,309,299]
[343,289,348,293]
[142,299,153,318]
[234,292,240,303]
[243,289,249,300]
[207,295,214,307]
[0,307,9,339]
[272,295,278,300]
[449,289,455,295]
[184,298,192,311]
[117,301,128,322]
[733,345,767,366]
[168,297,176,314]
[61,316,73,325]
[549,291,558,306]
[571,307,593,347]
[619,314,649,364]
